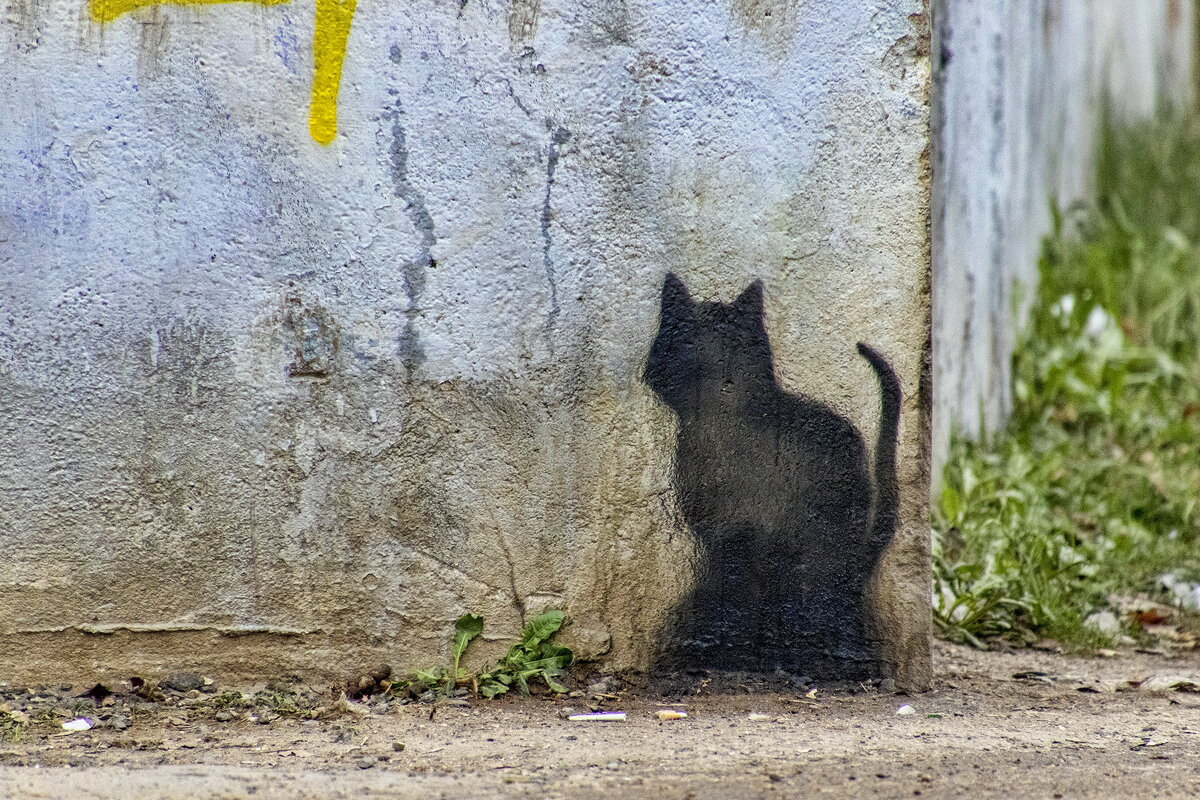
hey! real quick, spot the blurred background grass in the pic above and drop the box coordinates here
[934,112,1200,650]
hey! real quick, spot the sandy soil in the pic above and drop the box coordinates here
[3,641,1200,799]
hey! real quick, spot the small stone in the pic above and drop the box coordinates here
[357,758,376,770]
[106,716,129,731]
[214,711,233,722]
[161,673,204,693]
[747,713,771,722]
[392,741,406,752]
[896,704,917,716]
[586,676,616,695]
[1085,611,1120,635]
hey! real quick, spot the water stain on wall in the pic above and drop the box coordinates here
[87,0,356,144]
[729,0,801,53]
[280,292,339,379]
[134,5,169,79]
[508,0,541,43]
[644,273,900,678]
[5,0,45,53]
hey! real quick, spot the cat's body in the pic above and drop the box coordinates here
[644,273,900,677]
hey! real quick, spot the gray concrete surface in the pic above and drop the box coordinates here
[0,1,931,686]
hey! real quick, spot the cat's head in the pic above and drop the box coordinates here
[644,272,775,414]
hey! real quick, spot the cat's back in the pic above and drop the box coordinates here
[748,386,871,490]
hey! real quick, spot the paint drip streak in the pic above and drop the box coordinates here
[389,105,435,376]
[309,0,356,144]
[541,127,570,330]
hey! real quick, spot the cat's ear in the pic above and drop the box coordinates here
[732,279,765,317]
[660,272,695,313]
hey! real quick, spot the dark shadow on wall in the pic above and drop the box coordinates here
[644,273,901,679]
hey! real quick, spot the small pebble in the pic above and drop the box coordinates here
[161,673,204,693]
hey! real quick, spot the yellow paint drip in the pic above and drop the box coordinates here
[87,0,356,146]
[308,0,357,145]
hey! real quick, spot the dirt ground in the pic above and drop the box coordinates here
[3,641,1200,799]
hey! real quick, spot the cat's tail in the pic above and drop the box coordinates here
[856,343,901,552]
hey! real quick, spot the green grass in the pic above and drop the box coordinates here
[934,113,1200,650]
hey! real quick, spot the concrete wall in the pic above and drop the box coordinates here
[0,0,932,688]
[932,0,1194,471]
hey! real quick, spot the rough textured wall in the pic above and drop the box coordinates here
[1,0,931,688]
[932,0,1193,472]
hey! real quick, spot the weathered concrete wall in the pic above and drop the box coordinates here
[1,0,931,687]
[932,0,1193,472]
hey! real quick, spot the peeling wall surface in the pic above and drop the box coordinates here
[932,0,1193,472]
[1,0,931,687]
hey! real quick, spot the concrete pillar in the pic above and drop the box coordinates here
[1,0,932,688]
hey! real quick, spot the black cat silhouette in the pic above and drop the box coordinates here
[644,273,900,677]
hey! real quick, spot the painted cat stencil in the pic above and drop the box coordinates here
[644,273,901,677]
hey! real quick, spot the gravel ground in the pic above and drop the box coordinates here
[3,641,1200,799]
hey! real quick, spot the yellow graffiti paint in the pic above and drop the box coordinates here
[88,0,356,146]
[89,0,289,24]
[309,0,357,145]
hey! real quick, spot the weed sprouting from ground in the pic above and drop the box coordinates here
[388,611,574,701]
[0,710,27,743]
[935,114,1200,650]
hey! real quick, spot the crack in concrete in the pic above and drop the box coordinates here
[483,508,527,625]
[541,126,571,337]
[398,544,509,595]
[388,101,435,379]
